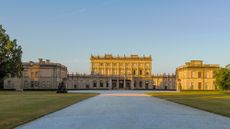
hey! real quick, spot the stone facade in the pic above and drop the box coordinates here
[176,60,219,90]
[4,58,67,90]
[91,54,152,78]
[152,74,176,90]
[67,74,154,90]
[4,56,222,91]
[67,54,153,90]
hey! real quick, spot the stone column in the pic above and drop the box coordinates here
[149,80,153,89]
[103,79,107,88]
[131,80,134,90]
[109,78,112,90]
[136,79,139,89]
[116,79,119,89]
[89,80,93,89]
[97,80,100,89]
[124,79,126,89]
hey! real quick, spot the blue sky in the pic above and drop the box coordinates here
[0,0,229,74]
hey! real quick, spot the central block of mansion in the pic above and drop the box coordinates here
[67,54,154,90]
[3,54,220,90]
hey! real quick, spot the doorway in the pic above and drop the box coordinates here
[112,80,117,89]
[119,80,124,89]
[126,80,131,89]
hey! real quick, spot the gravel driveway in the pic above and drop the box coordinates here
[16,90,230,129]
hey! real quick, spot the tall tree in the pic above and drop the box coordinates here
[214,68,230,91]
[0,25,23,81]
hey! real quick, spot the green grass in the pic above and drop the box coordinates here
[147,91,230,117]
[0,91,98,129]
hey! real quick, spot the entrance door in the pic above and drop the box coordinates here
[119,80,124,89]
[112,80,117,89]
[126,80,131,90]
[145,81,149,89]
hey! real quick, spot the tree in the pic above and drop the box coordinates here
[0,25,23,81]
[214,68,230,91]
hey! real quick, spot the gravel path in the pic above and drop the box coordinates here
[16,90,230,129]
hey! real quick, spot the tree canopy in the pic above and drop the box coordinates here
[0,25,23,80]
[215,68,230,91]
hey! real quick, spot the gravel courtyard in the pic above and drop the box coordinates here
[16,90,230,129]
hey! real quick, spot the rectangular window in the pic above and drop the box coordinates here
[133,70,136,75]
[31,81,34,88]
[190,82,194,89]
[106,81,109,87]
[198,72,202,78]
[34,81,39,87]
[93,81,97,87]
[47,81,50,87]
[198,82,202,90]
[139,81,142,87]
[35,72,38,77]
[100,81,103,87]
[139,70,142,75]
[205,82,208,90]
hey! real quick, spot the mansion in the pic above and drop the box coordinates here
[176,60,219,90]
[3,54,221,91]
[4,58,67,90]
[67,55,155,90]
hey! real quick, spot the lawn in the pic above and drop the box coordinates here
[147,91,230,117]
[0,91,98,129]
